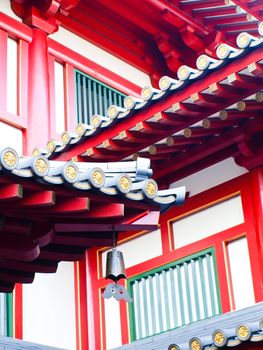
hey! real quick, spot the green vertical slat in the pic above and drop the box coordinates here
[169,267,178,328]
[76,72,82,124]
[134,281,142,340]
[127,282,136,341]
[184,262,193,323]
[108,89,113,106]
[198,256,209,318]
[148,275,156,335]
[87,78,93,121]
[92,81,98,115]
[191,259,201,321]
[98,84,103,115]
[103,86,108,115]
[206,253,217,315]
[6,294,12,337]
[113,92,118,105]
[176,265,185,325]
[162,271,170,330]
[82,75,88,125]
[118,94,123,107]
[155,272,164,332]
[141,278,149,337]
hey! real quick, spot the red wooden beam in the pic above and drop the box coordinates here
[0,184,23,201]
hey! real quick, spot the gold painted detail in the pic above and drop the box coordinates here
[178,66,189,80]
[108,106,117,118]
[76,124,84,136]
[237,101,246,111]
[3,150,17,168]
[259,21,263,36]
[237,325,250,339]
[213,331,225,345]
[124,96,134,109]
[197,55,208,70]
[149,145,157,155]
[237,33,249,48]
[190,339,201,350]
[216,44,229,59]
[62,132,69,143]
[168,345,180,350]
[65,165,78,181]
[47,140,55,151]
[92,115,101,127]
[35,158,48,174]
[92,169,104,186]
[32,148,39,157]
[118,175,131,192]
[141,86,152,99]
[159,76,170,90]
[145,180,158,198]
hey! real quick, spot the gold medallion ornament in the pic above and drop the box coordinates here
[213,330,226,347]
[108,106,118,118]
[159,76,170,90]
[61,132,70,144]
[76,123,85,136]
[236,33,250,48]
[47,140,55,152]
[216,44,232,60]
[92,115,101,127]
[144,179,158,199]
[32,148,40,157]
[177,65,189,80]
[64,164,78,182]
[124,96,135,109]
[33,157,49,176]
[189,338,202,350]
[141,86,152,100]
[196,55,209,70]
[236,324,250,341]
[3,150,17,168]
[168,344,180,350]
[118,175,131,193]
[91,168,105,187]
[259,22,263,36]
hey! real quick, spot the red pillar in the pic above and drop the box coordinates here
[26,28,50,154]
[249,167,263,299]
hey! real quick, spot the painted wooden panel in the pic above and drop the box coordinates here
[102,230,162,275]
[7,37,18,115]
[0,293,12,336]
[128,249,220,340]
[54,61,65,134]
[22,262,76,349]
[172,196,244,248]
[104,298,122,349]
[228,237,255,310]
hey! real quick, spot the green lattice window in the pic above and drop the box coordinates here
[128,248,221,341]
[0,293,13,337]
[75,70,126,125]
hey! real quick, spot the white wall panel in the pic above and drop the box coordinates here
[0,122,23,153]
[0,0,22,21]
[50,28,151,87]
[170,158,248,197]
[7,37,18,115]
[22,262,76,350]
[104,298,122,349]
[228,237,255,310]
[54,61,65,134]
[172,196,244,248]
[102,230,162,275]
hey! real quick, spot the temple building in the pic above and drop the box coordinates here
[0,0,262,349]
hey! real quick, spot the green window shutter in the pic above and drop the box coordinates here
[74,70,126,125]
[0,293,13,337]
[128,248,221,341]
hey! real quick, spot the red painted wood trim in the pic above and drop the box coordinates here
[14,283,23,339]
[0,13,32,42]
[48,38,141,96]
[65,63,76,132]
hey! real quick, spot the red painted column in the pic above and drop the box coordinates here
[249,167,263,299]
[26,28,50,154]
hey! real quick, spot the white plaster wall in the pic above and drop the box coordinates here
[50,28,151,88]
[0,122,23,154]
[102,229,162,276]
[170,158,248,197]
[7,37,18,115]
[22,262,76,350]
[172,196,244,248]
[54,61,66,134]
[0,0,22,21]
[104,298,122,350]
[228,237,255,309]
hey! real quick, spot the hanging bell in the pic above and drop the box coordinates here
[105,248,126,282]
